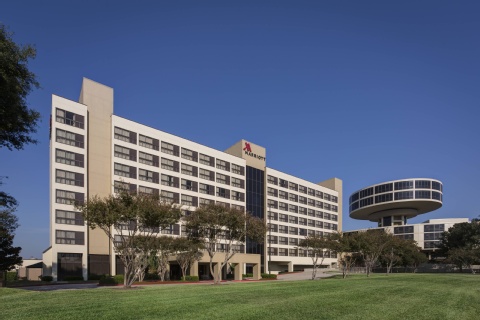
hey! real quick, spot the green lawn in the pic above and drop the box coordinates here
[1,274,479,319]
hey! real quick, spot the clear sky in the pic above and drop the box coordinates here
[1,1,479,258]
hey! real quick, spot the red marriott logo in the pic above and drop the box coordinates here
[243,141,266,161]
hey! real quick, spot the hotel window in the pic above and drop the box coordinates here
[114,181,137,193]
[415,191,431,199]
[299,185,307,194]
[331,214,338,222]
[56,149,84,168]
[267,199,278,209]
[316,220,323,228]
[331,196,338,203]
[139,134,159,150]
[55,210,83,226]
[394,181,413,190]
[375,183,393,194]
[289,216,298,224]
[216,173,229,185]
[432,191,442,201]
[375,193,393,204]
[114,163,136,179]
[56,169,84,187]
[268,235,278,245]
[161,174,179,188]
[114,127,136,144]
[289,193,298,202]
[139,151,159,167]
[308,209,315,217]
[360,188,374,198]
[56,189,83,205]
[394,191,414,200]
[289,204,298,213]
[267,187,278,197]
[279,202,287,211]
[279,179,288,188]
[216,187,230,199]
[267,175,278,185]
[162,224,180,235]
[279,248,288,256]
[308,230,315,236]
[268,247,278,256]
[299,207,307,215]
[199,154,214,167]
[279,214,288,222]
[299,196,307,204]
[278,225,288,234]
[114,145,136,161]
[199,183,215,195]
[279,190,288,200]
[279,236,288,245]
[56,108,84,129]
[216,201,230,208]
[56,129,84,148]
[161,191,179,203]
[231,177,244,189]
[324,203,331,211]
[181,179,198,192]
[161,158,179,172]
[432,181,442,191]
[181,148,198,162]
[231,191,244,201]
[289,182,298,191]
[200,198,214,205]
[316,211,323,219]
[199,168,214,181]
[331,205,338,212]
[216,159,230,172]
[181,195,198,206]
[232,205,245,211]
[299,228,307,236]
[161,141,179,156]
[139,186,158,195]
[181,163,198,177]
[308,219,315,227]
[299,217,307,226]
[289,238,299,246]
[231,164,244,175]
[316,191,324,199]
[316,201,323,209]
[289,227,298,235]
[56,230,84,245]
[268,211,278,221]
[139,169,159,184]
[268,223,278,233]
[308,198,315,207]
[308,188,315,196]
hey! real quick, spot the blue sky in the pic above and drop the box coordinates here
[1,1,479,258]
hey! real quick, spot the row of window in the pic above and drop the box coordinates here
[350,180,443,203]
[56,108,85,129]
[113,161,245,189]
[269,222,338,234]
[268,187,337,211]
[267,175,338,203]
[350,191,443,212]
[56,230,84,245]
[267,247,337,258]
[268,210,338,223]
[114,127,245,175]
[268,199,338,213]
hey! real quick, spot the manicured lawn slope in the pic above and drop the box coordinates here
[1,274,479,319]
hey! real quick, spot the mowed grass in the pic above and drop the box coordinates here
[1,274,479,320]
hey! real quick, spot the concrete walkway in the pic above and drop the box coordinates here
[276,269,340,281]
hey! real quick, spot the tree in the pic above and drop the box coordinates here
[328,232,359,279]
[354,229,392,277]
[152,236,176,281]
[174,237,204,280]
[0,227,22,287]
[298,234,333,280]
[439,220,480,273]
[0,24,40,151]
[75,189,182,288]
[185,203,266,284]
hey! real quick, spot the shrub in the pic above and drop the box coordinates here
[41,276,53,282]
[64,276,84,281]
[98,275,117,286]
[113,275,124,284]
[144,273,160,280]
[261,273,277,279]
[182,275,199,282]
[88,274,102,281]
[242,273,253,279]
[6,272,18,282]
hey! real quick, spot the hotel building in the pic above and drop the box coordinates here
[43,78,342,280]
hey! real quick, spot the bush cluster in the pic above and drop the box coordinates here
[6,272,18,282]
[114,275,124,284]
[242,273,253,278]
[64,276,84,281]
[41,276,53,282]
[181,275,199,282]
[144,273,160,280]
[261,273,277,279]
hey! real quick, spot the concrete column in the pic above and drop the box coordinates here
[253,263,261,280]
[189,261,199,277]
[234,263,244,281]
[288,261,294,273]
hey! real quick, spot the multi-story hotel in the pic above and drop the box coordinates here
[43,78,342,281]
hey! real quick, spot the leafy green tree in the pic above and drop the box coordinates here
[439,220,480,273]
[152,236,176,281]
[174,237,204,281]
[0,24,40,151]
[75,189,182,288]
[185,203,266,284]
[353,229,393,277]
[328,232,360,279]
[298,234,334,280]
[0,227,22,287]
